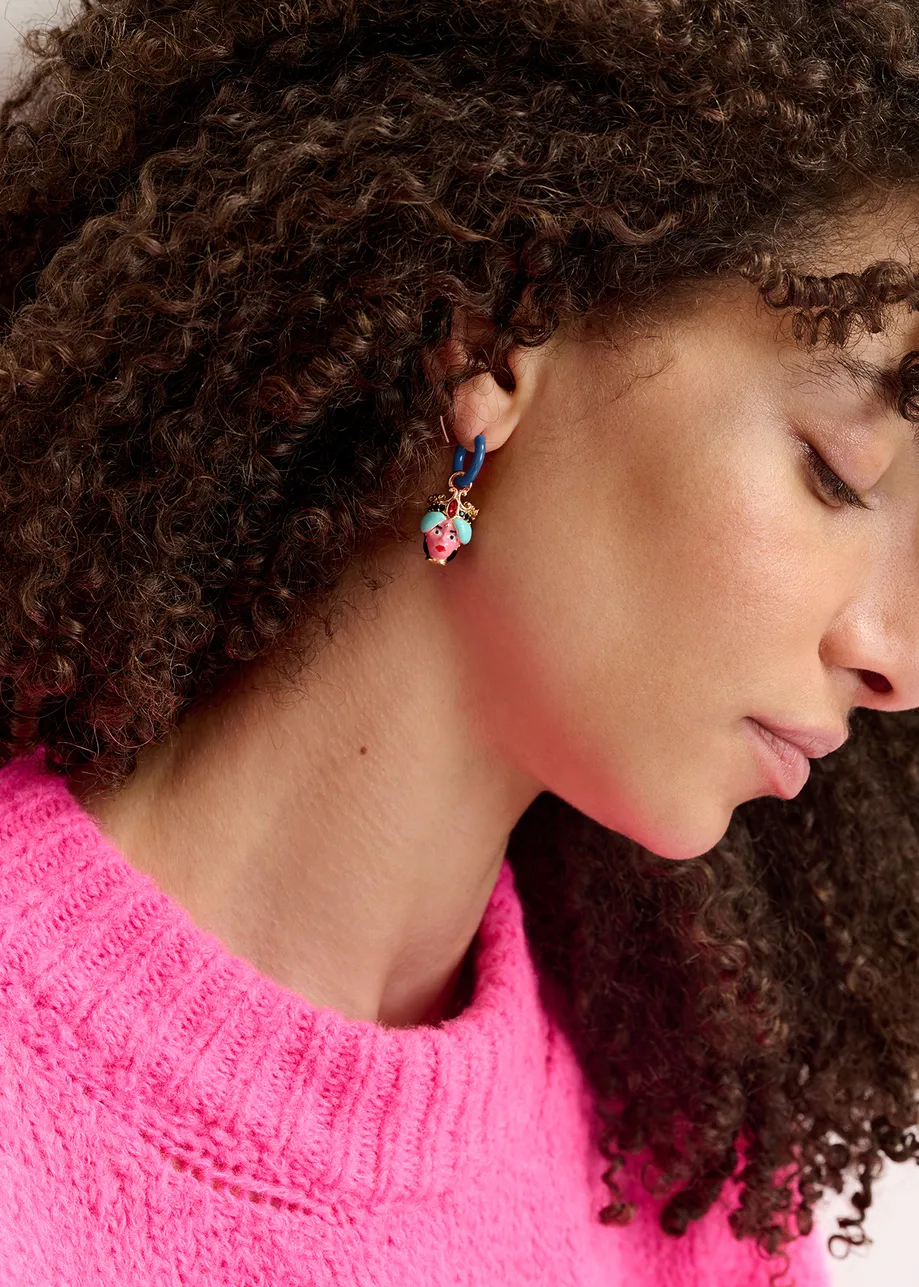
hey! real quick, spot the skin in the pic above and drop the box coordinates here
[71,207,919,1030]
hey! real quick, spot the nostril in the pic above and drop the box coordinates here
[861,669,892,694]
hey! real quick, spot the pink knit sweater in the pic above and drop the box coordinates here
[0,749,832,1285]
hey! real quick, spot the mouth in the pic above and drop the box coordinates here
[744,718,811,799]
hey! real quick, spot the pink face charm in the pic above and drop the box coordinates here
[420,486,477,563]
[423,517,460,564]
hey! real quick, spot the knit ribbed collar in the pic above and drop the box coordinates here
[0,750,552,1208]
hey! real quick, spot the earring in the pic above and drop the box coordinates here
[419,417,486,565]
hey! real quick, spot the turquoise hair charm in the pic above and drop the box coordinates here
[420,421,486,565]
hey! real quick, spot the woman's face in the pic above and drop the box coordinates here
[425,518,460,562]
[442,272,919,860]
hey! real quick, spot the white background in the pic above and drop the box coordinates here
[1,0,917,1279]
[818,1163,919,1285]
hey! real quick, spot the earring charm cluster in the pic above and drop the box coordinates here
[419,417,486,565]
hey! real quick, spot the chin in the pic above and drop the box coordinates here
[567,770,731,863]
[624,809,731,863]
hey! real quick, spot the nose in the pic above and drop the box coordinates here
[823,575,919,714]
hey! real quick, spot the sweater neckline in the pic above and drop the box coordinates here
[0,749,552,1207]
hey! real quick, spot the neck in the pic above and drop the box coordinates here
[69,539,541,1029]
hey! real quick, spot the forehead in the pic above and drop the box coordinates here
[774,188,919,409]
[765,187,919,435]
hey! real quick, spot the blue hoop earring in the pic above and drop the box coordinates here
[419,417,487,565]
[452,433,486,488]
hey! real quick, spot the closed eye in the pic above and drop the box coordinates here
[802,442,871,510]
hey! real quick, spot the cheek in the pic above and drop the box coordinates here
[634,450,812,665]
[605,423,849,774]
[444,399,837,858]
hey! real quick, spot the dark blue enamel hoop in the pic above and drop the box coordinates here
[452,433,487,488]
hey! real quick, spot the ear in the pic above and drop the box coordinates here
[436,307,538,455]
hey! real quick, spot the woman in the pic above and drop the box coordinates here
[0,0,918,1282]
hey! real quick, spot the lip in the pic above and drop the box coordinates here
[750,718,848,760]
[744,718,813,799]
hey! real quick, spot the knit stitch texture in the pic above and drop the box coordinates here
[0,749,832,1285]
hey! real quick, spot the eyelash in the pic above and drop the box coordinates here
[803,442,871,510]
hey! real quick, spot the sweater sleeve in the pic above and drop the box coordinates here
[702,1204,834,1287]
[618,1165,835,1287]
[678,1140,835,1286]
[676,1187,835,1287]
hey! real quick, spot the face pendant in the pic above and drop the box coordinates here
[423,517,460,564]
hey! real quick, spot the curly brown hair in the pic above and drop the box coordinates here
[3,0,919,1278]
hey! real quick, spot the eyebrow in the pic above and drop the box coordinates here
[805,351,919,449]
